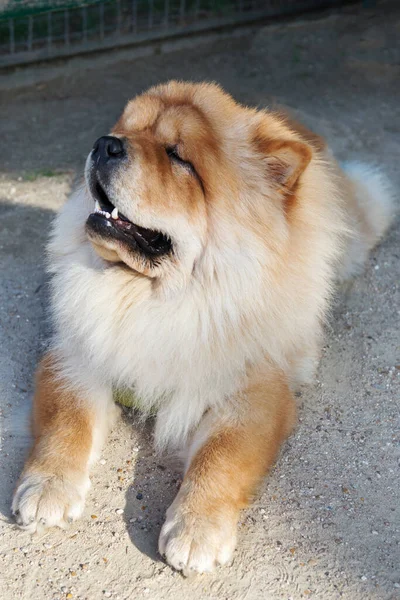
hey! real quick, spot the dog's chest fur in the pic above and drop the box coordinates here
[48,194,267,447]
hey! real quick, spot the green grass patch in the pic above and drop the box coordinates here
[23,168,62,180]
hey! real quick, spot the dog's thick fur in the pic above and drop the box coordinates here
[12,82,395,575]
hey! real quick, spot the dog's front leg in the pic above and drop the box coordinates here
[12,352,115,532]
[159,368,296,576]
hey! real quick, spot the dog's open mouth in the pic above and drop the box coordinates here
[86,182,172,257]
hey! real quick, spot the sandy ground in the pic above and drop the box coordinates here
[0,2,399,599]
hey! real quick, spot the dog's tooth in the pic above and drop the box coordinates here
[111,207,118,220]
[94,200,101,212]
[104,212,110,219]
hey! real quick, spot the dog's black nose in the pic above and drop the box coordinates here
[92,136,126,164]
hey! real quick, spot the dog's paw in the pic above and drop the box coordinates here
[158,495,237,576]
[12,470,90,533]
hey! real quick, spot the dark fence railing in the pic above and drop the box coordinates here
[0,1,352,67]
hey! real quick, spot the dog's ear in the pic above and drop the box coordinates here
[264,139,312,190]
[252,129,313,191]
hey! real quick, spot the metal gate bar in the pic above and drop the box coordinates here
[0,0,352,68]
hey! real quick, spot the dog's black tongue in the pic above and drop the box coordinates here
[118,211,131,222]
[135,224,163,245]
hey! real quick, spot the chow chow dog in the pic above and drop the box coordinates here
[12,81,394,575]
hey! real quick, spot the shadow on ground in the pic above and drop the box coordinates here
[120,414,179,564]
[0,201,56,519]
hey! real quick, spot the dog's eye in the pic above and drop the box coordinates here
[165,145,204,193]
[166,146,193,170]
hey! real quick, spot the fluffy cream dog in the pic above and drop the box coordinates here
[12,81,394,576]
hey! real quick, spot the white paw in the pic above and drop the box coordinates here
[158,495,237,576]
[12,471,90,533]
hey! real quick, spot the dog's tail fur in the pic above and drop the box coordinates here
[338,161,396,281]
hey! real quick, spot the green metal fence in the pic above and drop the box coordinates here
[0,1,352,67]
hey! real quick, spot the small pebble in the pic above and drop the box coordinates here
[103,592,112,598]
[99,459,106,465]
[115,508,124,515]
[136,493,143,500]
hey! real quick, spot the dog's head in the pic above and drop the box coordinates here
[85,81,313,288]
